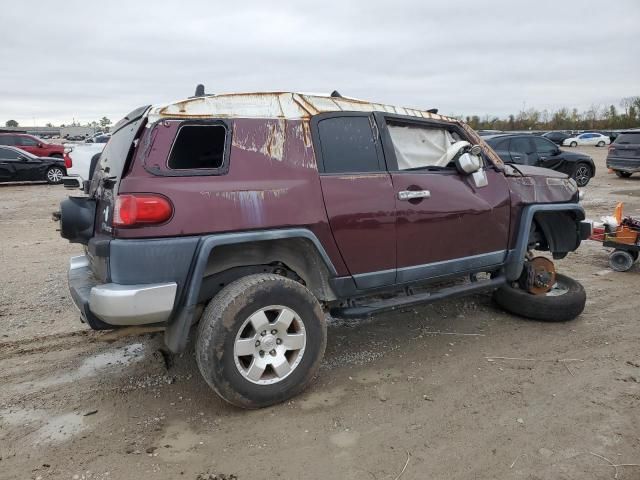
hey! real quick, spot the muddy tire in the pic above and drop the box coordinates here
[615,170,632,178]
[493,273,586,322]
[196,273,326,409]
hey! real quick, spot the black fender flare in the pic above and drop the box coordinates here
[164,228,338,353]
[504,203,586,281]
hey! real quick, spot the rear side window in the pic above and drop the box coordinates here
[17,136,39,146]
[0,135,16,146]
[615,133,640,144]
[168,125,227,170]
[0,147,22,160]
[317,116,380,173]
[532,137,557,153]
[492,138,510,150]
[511,137,532,154]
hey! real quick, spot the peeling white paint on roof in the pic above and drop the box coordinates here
[147,92,452,123]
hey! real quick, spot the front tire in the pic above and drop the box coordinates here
[570,141,577,147]
[494,273,586,322]
[45,166,64,184]
[196,274,327,409]
[597,141,605,147]
[615,170,632,178]
[573,162,592,187]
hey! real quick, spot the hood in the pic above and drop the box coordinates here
[507,164,568,178]
[559,150,592,162]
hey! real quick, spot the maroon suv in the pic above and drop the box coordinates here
[58,90,591,408]
[0,133,65,158]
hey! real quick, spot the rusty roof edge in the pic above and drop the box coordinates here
[147,92,455,123]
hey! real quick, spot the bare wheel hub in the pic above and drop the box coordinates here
[522,256,557,295]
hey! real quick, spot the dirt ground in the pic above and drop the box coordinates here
[1,146,639,480]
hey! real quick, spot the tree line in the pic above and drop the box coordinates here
[5,117,112,129]
[461,96,640,132]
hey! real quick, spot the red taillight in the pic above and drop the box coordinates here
[64,155,72,168]
[113,194,173,227]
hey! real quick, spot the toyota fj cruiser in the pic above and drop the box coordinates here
[58,89,592,408]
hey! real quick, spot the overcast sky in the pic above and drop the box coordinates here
[2,0,639,126]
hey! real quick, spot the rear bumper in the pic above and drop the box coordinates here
[607,157,640,173]
[68,255,177,328]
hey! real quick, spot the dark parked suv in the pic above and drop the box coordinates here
[58,91,591,408]
[606,131,640,178]
[485,134,596,187]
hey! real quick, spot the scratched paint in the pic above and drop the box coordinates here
[261,120,285,161]
[231,119,286,161]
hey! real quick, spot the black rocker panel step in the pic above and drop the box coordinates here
[330,276,506,319]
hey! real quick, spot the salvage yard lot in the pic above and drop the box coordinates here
[1,146,639,479]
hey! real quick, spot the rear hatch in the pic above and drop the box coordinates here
[86,106,150,281]
[608,132,640,159]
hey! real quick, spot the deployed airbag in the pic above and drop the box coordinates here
[388,125,456,169]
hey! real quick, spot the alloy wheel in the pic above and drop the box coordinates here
[47,168,64,183]
[574,165,590,187]
[233,305,306,385]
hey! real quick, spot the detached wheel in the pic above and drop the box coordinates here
[573,162,592,187]
[45,166,64,184]
[570,141,578,147]
[609,250,635,272]
[615,170,632,178]
[196,274,326,409]
[494,273,586,322]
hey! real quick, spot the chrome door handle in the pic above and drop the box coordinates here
[398,190,431,201]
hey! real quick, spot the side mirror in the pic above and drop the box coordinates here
[454,145,488,188]
[455,152,482,174]
[38,143,44,148]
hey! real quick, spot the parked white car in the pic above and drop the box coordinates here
[562,132,611,147]
[65,142,106,180]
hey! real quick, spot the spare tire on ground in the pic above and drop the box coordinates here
[493,273,586,322]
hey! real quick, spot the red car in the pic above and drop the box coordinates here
[0,133,65,158]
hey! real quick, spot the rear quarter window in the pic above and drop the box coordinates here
[168,125,227,170]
